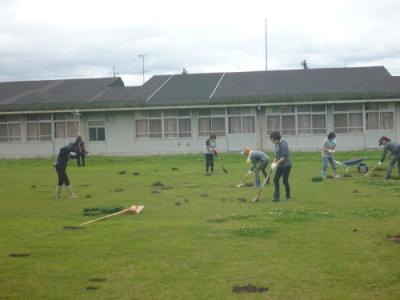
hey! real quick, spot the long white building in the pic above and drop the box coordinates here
[1,66,400,157]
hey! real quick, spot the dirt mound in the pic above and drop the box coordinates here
[88,278,107,282]
[232,284,268,293]
[63,226,85,230]
[387,234,400,243]
[9,253,31,257]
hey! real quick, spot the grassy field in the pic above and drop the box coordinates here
[0,151,399,300]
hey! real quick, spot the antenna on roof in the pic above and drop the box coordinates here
[182,68,188,75]
[301,60,308,70]
[265,18,268,71]
[138,53,148,84]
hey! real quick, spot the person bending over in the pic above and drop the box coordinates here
[378,136,400,180]
[55,143,78,199]
[242,146,270,188]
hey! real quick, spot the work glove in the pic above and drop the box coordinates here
[378,161,382,166]
[270,162,278,171]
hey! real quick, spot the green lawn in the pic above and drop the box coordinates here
[0,152,399,300]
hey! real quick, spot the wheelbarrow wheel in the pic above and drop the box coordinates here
[357,163,368,173]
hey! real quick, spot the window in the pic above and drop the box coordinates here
[228,107,255,134]
[54,114,79,138]
[198,108,226,137]
[135,111,162,139]
[334,104,363,133]
[27,114,52,141]
[88,121,105,141]
[265,105,325,135]
[297,105,326,135]
[135,110,191,139]
[365,102,394,130]
[265,106,295,135]
[0,115,21,142]
[163,110,192,138]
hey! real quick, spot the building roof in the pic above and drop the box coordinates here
[1,66,400,112]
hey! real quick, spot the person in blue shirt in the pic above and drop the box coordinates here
[378,136,400,180]
[269,131,292,202]
[321,132,339,178]
[242,146,270,188]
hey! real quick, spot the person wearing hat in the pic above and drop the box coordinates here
[378,136,400,180]
[269,131,292,202]
[54,142,78,199]
[321,132,339,178]
[242,146,270,188]
[204,134,217,175]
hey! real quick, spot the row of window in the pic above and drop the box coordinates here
[0,103,396,142]
[265,103,394,135]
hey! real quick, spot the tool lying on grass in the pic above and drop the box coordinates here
[80,205,144,226]
[252,170,273,202]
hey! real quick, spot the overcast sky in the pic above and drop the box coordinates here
[0,0,399,86]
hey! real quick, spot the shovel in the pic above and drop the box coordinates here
[236,172,252,188]
[252,171,272,202]
[80,205,144,226]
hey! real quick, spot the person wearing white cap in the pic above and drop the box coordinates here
[242,146,270,188]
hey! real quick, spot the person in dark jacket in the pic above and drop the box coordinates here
[204,134,217,175]
[75,133,87,167]
[269,131,292,202]
[242,146,270,188]
[378,136,400,180]
[55,142,78,199]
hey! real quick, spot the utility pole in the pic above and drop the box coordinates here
[265,18,268,71]
[138,53,148,84]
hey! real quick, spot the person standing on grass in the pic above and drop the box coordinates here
[269,131,292,202]
[321,132,339,178]
[242,146,270,188]
[378,136,400,180]
[75,133,88,167]
[55,143,78,199]
[204,134,217,175]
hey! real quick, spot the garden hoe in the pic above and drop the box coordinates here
[364,164,379,177]
[237,171,253,188]
[252,171,273,202]
[80,205,144,226]
[214,150,228,173]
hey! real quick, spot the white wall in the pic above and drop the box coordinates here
[0,101,398,158]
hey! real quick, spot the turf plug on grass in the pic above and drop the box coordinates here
[232,284,268,293]
[9,253,31,257]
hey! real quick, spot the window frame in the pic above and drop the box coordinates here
[26,114,52,142]
[265,105,326,136]
[0,115,22,143]
[198,108,226,137]
[227,107,256,134]
[87,120,106,142]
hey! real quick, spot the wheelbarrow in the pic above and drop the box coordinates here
[335,158,368,176]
